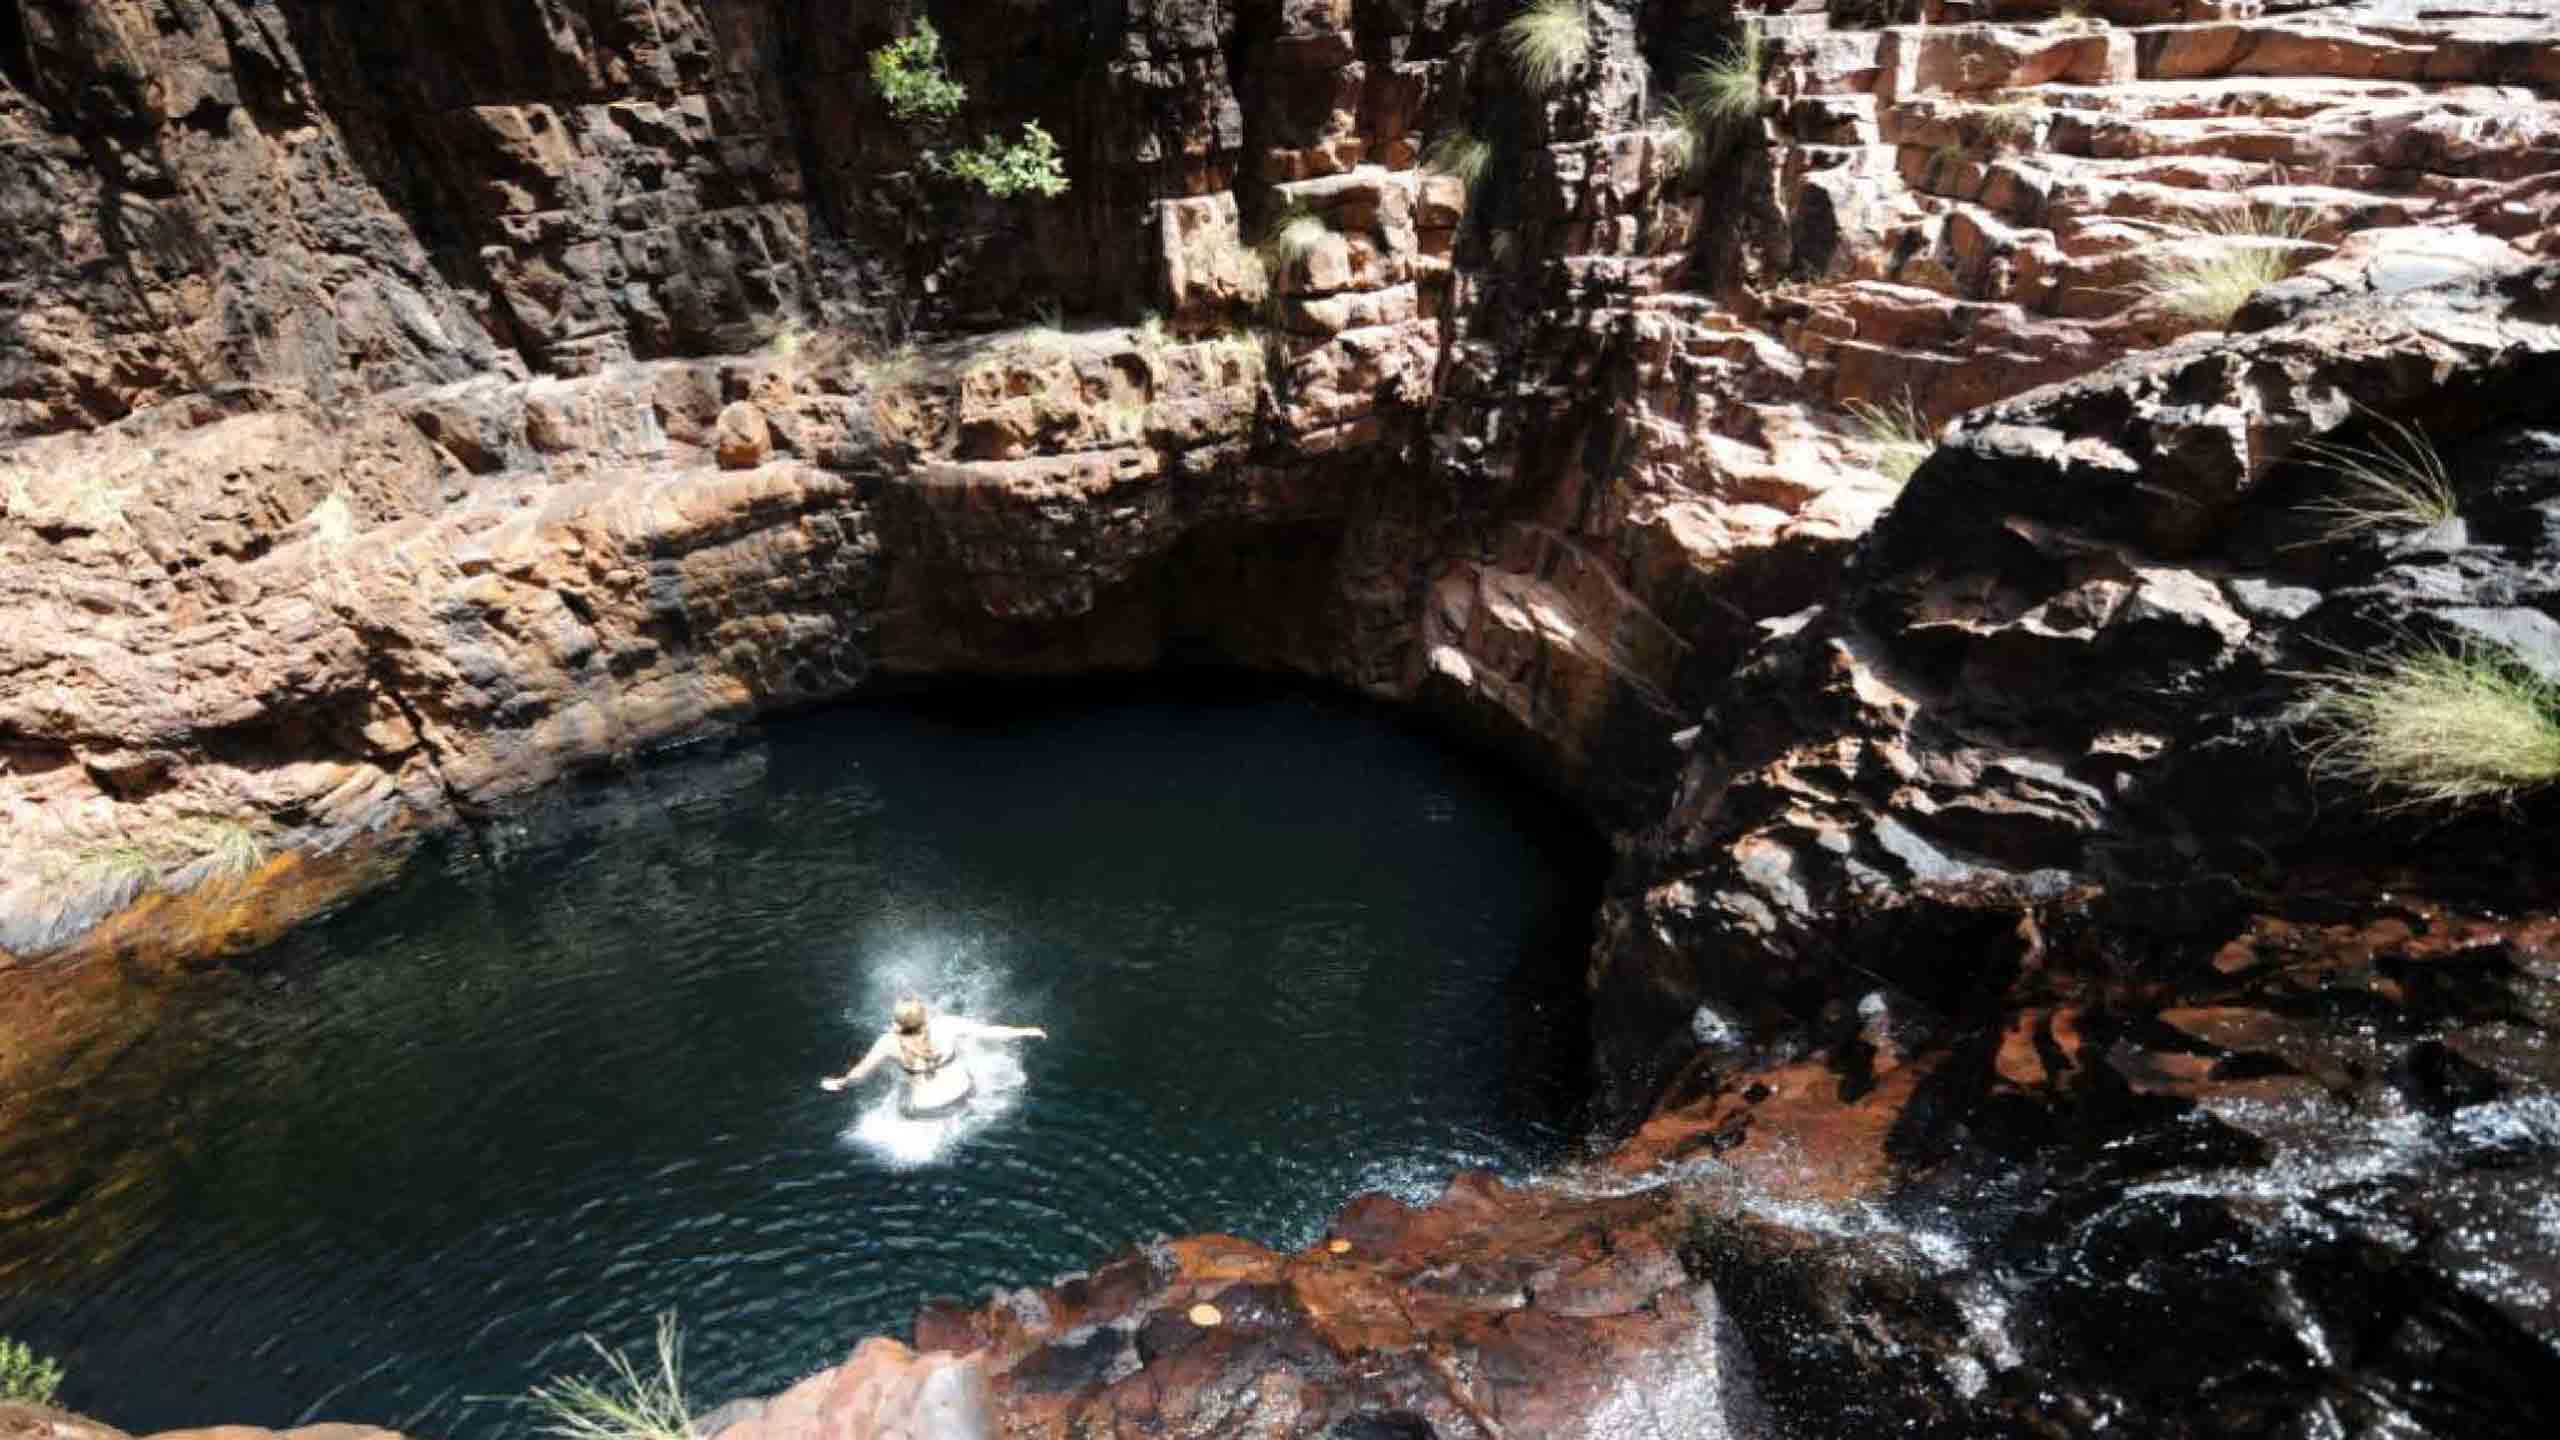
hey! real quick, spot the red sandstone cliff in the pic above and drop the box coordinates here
[6,1,2560,1436]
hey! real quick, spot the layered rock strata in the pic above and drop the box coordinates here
[6,1,2554,966]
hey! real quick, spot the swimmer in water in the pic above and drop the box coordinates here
[819,996,1047,1117]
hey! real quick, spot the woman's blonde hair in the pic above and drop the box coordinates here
[893,997,937,1070]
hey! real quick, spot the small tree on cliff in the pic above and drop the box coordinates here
[867,18,1069,199]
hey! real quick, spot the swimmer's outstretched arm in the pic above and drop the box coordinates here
[818,1034,895,1091]
[952,1018,1048,1042]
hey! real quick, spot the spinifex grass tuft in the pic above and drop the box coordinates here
[1422,131,1493,190]
[1977,97,2043,151]
[74,839,162,892]
[1844,393,1937,484]
[1503,0,1591,94]
[2295,409,2458,541]
[1257,205,1329,284]
[2298,639,2560,808]
[1680,24,1765,138]
[179,815,268,882]
[524,1313,696,1440]
[2137,205,2318,326]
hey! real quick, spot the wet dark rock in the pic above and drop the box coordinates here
[1613,897,2560,1439]
[1325,1414,1436,1440]
[2396,1038,2507,1116]
[1592,264,2560,1107]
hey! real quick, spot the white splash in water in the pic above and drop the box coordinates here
[829,913,1043,1168]
[1953,1276,2023,1370]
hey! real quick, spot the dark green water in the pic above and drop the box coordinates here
[0,681,1598,1436]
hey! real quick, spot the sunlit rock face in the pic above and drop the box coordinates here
[4,0,2560,1436]
[893,1172,1777,1440]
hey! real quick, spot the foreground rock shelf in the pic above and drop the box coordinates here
[5,0,2559,1434]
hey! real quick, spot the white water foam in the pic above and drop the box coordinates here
[830,912,1043,1168]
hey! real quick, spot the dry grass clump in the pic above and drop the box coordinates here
[2295,409,2458,541]
[1652,100,1704,182]
[3,467,136,535]
[2137,205,2318,326]
[1978,98,2043,151]
[2299,640,2560,808]
[73,839,160,891]
[177,815,268,881]
[1257,204,1330,287]
[865,342,927,387]
[55,813,270,894]
[1101,392,1152,441]
[525,1314,696,1440]
[764,312,925,391]
[304,490,357,550]
[1423,131,1494,190]
[1203,326,1267,380]
[765,321,814,363]
[1006,298,1070,355]
[1132,312,1175,372]
[1177,222,1265,299]
[1845,393,1937,484]
[1503,0,1592,94]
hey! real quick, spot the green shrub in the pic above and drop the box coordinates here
[0,1336,64,1406]
[2299,640,2560,808]
[867,20,1067,199]
[939,120,1069,199]
[1845,393,1936,484]
[525,1314,695,1440]
[2136,205,2316,326]
[869,19,966,122]
[1503,0,1592,95]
